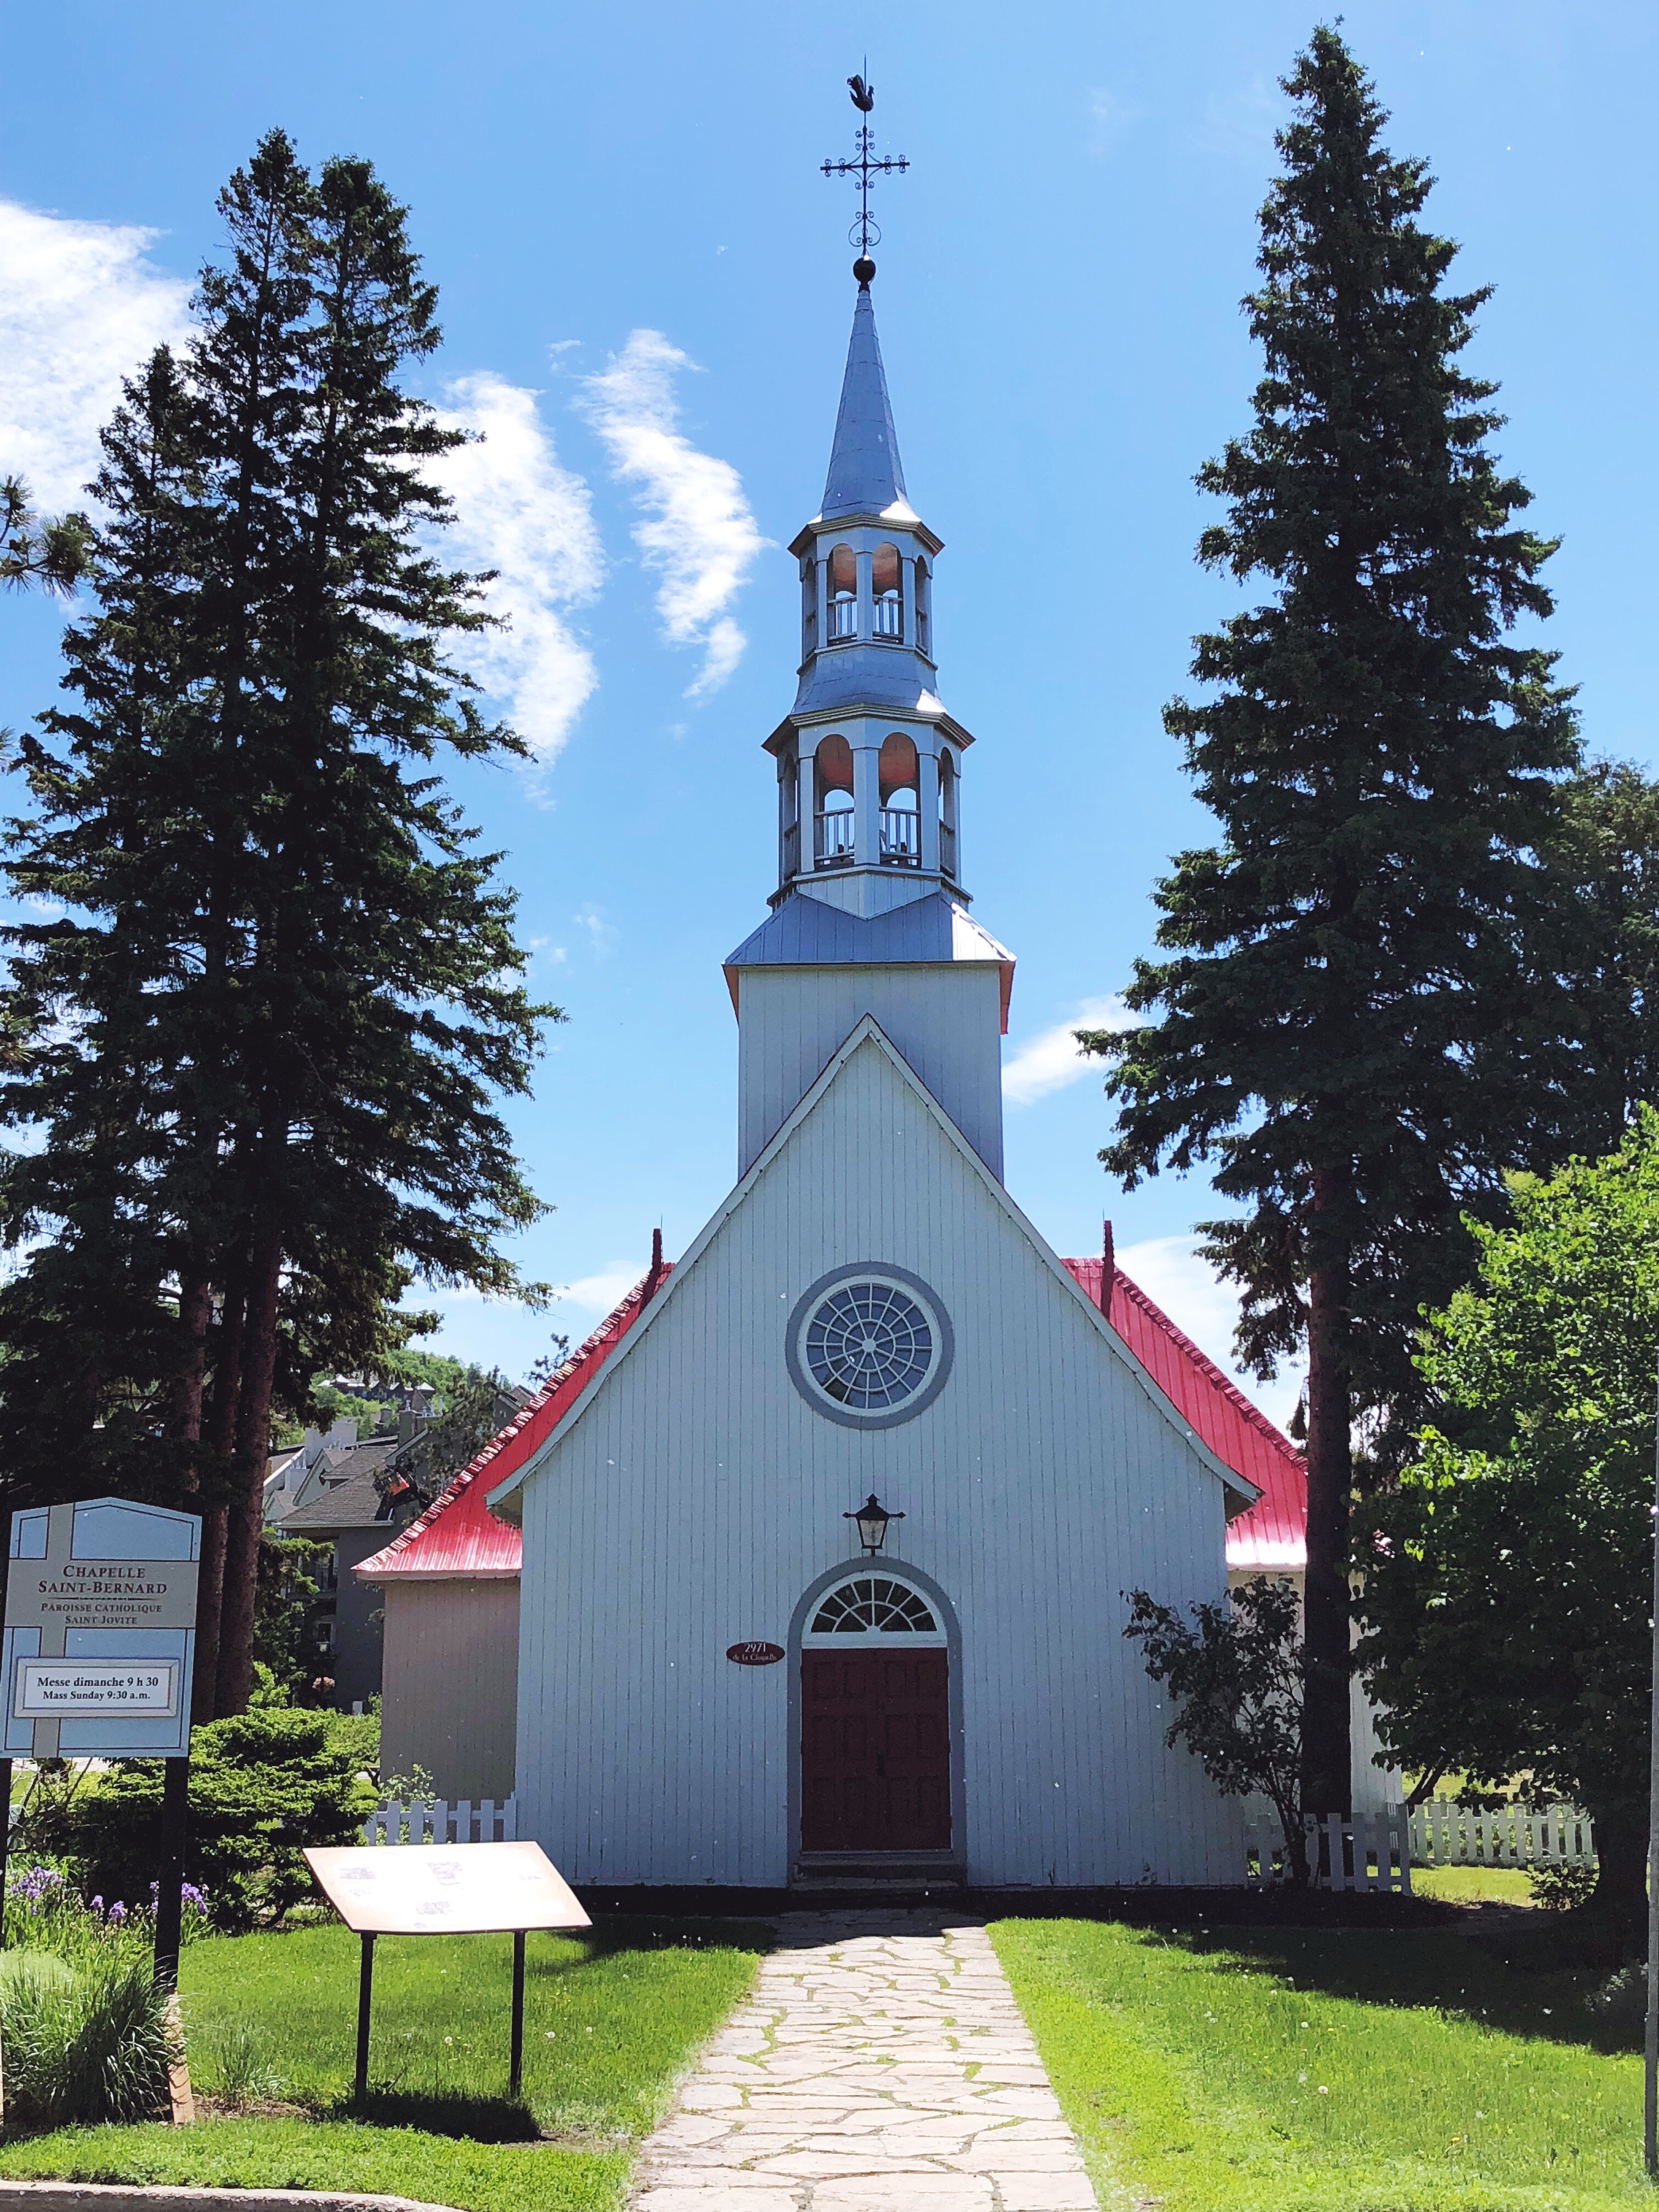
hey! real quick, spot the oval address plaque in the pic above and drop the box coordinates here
[726,1641,785,1667]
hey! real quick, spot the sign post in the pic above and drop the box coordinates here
[3,1497,200,1990]
[304,1841,590,2107]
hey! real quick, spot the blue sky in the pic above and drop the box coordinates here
[1,0,1651,1425]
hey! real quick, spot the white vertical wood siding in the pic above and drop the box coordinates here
[381,1580,519,1802]
[737,966,1005,1181]
[516,1034,1245,1888]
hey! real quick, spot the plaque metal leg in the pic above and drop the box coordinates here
[509,1931,526,2100]
[355,1932,376,2104]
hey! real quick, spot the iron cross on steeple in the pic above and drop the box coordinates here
[822,72,908,281]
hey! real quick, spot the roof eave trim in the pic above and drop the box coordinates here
[789,515,942,556]
[354,1562,521,1584]
[764,706,975,755]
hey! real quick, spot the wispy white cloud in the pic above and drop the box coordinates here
[579,330,764,697]
[554,1261,646,1317]
[1087,87,1139,153]
[1116,1233,1305,1435]
[431,374,602,765]
[0,200,190,511]
[1003,994,1130,1107]
[572,904,616,957]
[1197,75,1282,161]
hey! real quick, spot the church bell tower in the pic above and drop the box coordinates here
[772,279,966,917]
[725,94,1015,1186]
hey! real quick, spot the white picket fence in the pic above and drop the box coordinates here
[1408,1799,1595,1871]
[1245,1807,1412,1893]
[361,1795,518,1846]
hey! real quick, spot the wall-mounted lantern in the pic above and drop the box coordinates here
[844,1494,904,1555]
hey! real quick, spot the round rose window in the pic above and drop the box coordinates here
[785,1265,953,1428]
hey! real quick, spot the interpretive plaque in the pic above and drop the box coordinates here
[304,1840,590,1937]
[304,1840,591,2104]
[3,1498,200,1758]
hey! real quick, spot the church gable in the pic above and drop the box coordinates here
[495,1019,1239,1528]
[502,1018,1243,1887]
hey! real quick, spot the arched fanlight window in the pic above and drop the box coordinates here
[809,1576,939,1636]
[872,543,902,640]
[828,545,857,640]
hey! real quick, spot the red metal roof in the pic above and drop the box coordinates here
[358,1244,1304,1583]
[1062,1257,1307,1572]
[355,1260,669,1583]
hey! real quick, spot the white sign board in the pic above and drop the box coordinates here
[14,1661,179,1718]
[4,1499,200,1758]
[304,1841,591,1936]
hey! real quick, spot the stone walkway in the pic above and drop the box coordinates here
[628,1911,1097,2212]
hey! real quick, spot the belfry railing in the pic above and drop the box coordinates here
[879,809,921,865]
[814,810,856,866]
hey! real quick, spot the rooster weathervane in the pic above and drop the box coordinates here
[822,70,909,280]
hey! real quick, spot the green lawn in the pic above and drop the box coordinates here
[1411,1864,1537,1908]
[992,1916,1643,2212]
[0,2120,622,2212]
[0,1917,767,2212]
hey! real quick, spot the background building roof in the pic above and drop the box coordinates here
[279,1459,405,1534]
[356,1252,669,1582]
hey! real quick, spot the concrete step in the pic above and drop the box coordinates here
[791,1854,967,1894]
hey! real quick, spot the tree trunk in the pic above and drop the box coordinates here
[167,1263,213,1455]
[170,1253,221,1726]
[193,1256,249,1725]
[216,1224,281,1717]
[1303,1172,1354,1820]
[192,1507,227,1725]
[1590,1807,1650,1930]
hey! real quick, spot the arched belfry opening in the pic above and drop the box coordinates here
[872,544,902,640]
[828,545,857,641]
[879,732,919,866]
[814,733,855,868]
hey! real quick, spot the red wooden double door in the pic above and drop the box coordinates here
[800,1649,951,1852]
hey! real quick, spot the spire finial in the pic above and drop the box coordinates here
[821,68,909,286]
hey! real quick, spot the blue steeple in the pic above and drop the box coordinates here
[819,285,914,523]
[764,265,978,929]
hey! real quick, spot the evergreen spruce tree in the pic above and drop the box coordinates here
[0,133,556,1717]
[1,476,92,594]
[1085,29,1577,1814]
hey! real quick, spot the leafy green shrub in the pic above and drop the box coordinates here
[9,1760,103,1859]
[69,1707,377,1931]
[1584,1961,1646,2046]
[1528,1858,1599,1911]
[0,1951,177,2124]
